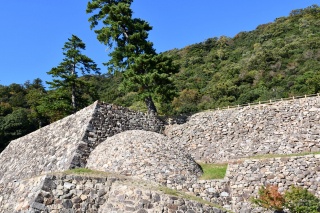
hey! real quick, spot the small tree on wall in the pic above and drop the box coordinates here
[251,185,285,213]
[251,185,320,213]
[87,0,178,115]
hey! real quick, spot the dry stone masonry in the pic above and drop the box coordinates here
[165,96,320,163]
[1,96,320,212]
[0,172,226,213]
[100,178,225,213]
[71,102,164,168]
[171,154,320,212]
[0,101,164,185]
[0,175,47,212]
[87,130,202,188]
[0,102,98,185]
[228,154,320,212]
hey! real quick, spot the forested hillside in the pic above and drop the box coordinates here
[165,5,320,113]
[1,5,319,152]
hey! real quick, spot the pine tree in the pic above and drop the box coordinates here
[47,35,100,112]
[87,0,178,115]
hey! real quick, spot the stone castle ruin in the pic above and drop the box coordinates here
[0,97,320,213]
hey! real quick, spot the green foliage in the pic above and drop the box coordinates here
[251,185,285,212]
[284,186,320,213]
[25,79,48,128]
[120,54,179,104]
[0,83,27,109]
[0,108,35,151]
[88,73,124,104]
[199,163,227,179]
[37,88,73,122]
[0,79,47,152]
[251,185,320,213]
[46,34,100,112]
[160,5,320,114]
[0,102,12,116]
[172,89,199,114]
[83,4,320,115]
[87,0,179,114]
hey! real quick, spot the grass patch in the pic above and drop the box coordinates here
[158,186,234,213]
[158,186,179,196]
[199,163,227,179]
[63,168,110,176]
[247,151,320,160]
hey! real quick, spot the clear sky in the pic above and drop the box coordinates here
[0,0,318,87]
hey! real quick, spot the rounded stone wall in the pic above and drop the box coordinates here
[86,130,202,186]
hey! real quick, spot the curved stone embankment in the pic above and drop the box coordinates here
[87,130,202,187]
[165,96,320,163]
[0,173,227,213]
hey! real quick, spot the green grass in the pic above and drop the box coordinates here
[63,168,110,176]
[158,186,179,196]
[158,186,234,213]
[246,151,320,160]
[67,168,94,173]
[199,163,228,179]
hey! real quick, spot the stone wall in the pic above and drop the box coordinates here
[2,96,320,212]
[0,175,46,213]
[73,102,164,168]
[0,102,98,185]
[187,179,231,210]
[2,155,318,212]
[165,96,320,163]
[0,101,164,185]
[174,153,320,212]
[0,173,227,213]
[228,154,320,212]
[102,180,226,213]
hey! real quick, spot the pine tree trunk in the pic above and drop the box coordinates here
[71,85,76,113]
[71,64,77,113]
[145,96,157,115]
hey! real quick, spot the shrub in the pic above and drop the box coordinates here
[251,185,285,212]
[284,186,320,213]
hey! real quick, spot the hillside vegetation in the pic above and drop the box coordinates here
[165,5,320,113]
[96,5,320,114]
[0,5,319,152]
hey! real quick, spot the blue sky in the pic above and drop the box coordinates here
[0,0,319,87]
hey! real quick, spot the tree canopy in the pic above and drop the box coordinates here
[46,34,100,113]
[87,0,178,114]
